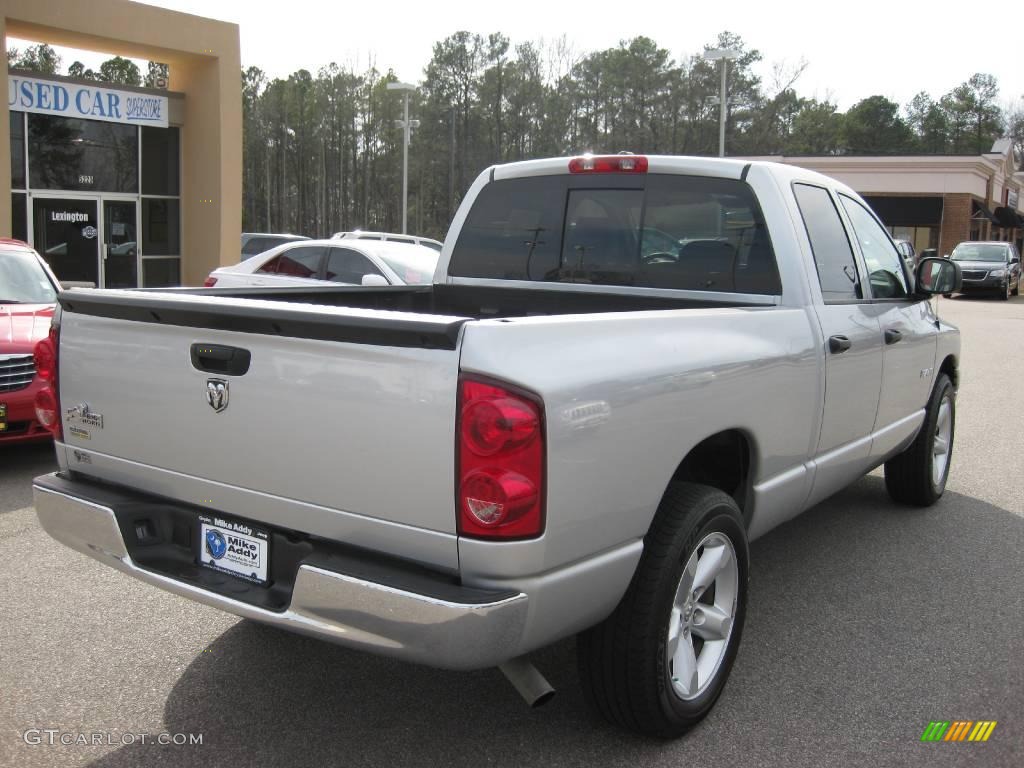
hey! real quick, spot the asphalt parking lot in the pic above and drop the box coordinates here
[1,294,1021,768]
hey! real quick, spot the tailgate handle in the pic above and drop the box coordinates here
[190,344,251,376]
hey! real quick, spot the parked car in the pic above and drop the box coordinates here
[0,239,60,445]
[240,232,310,261]
[948,241,1021,299]
[893,238,916,268]
[332,230,444,252]
[205,238,439,288]
[34,155,961,737]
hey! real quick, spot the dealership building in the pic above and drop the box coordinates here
[1,0,240,287]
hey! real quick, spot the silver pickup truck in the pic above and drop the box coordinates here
[32,155,962,737]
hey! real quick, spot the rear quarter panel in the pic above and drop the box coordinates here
[457,306,819,581]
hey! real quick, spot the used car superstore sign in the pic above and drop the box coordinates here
[8,75,168,128]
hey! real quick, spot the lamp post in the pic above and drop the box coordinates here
[387,81,419,234]
[702,48,740,157]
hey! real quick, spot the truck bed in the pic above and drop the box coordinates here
[161,283,768,319]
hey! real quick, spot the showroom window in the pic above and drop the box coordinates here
[141,127,181,286]
[28,114,138,193]
[10,111,27,242]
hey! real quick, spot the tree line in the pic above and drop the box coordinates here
[7,35,1021,241]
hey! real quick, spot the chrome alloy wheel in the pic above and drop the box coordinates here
[932,394,953,488]
[666,532,739,701]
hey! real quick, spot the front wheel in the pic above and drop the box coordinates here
[884,373,955,505]
[577,483,749,737]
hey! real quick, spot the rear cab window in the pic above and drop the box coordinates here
[449,174,780,294]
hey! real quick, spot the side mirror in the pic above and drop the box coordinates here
[360,273,389,287]
[916,257,961,296]
[1011,256,1021,265]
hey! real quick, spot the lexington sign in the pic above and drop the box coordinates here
[8,75,168,128]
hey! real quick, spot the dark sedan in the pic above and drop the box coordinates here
[949,241,1021,300]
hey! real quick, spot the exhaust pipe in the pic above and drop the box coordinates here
[498,656,555,708]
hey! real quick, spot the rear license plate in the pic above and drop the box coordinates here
[0,403,6,431]
[198,514,270,584]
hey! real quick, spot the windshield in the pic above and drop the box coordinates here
[951,243,1008,262]
[0,249,58,304]
[378,249,439,285]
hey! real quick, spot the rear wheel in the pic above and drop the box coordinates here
[884,373,955,506]
[577,483,748,737]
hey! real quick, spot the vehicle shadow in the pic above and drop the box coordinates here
[0,441,57,514]
[88,475,1023,768]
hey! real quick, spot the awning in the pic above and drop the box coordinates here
[972,201,998,224]
[863,196,943,226]
[993,206,1024,228]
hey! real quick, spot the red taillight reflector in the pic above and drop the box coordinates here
[34,388,59,429]
[458,377,544,539]
[203,277,218,287]
[568,154,648,174]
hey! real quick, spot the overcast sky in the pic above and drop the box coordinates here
[9,0,1020,111]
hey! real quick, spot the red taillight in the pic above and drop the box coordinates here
[33,324,62,439]
[458,377,544,539]
[34,328,57,382]
[203,276,218,287]
[34,388,58,428]
[568,154,648,174]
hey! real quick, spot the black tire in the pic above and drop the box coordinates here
[1000,281,1011,300]
[884,373,955,506]
[577,483,749,737]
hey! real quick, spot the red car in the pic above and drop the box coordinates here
[0,239,59,445]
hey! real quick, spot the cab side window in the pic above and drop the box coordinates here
[793,183,862,302]
[839,195,908,299]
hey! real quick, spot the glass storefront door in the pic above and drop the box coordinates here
[103,200,138,288]
[31,197,100,286]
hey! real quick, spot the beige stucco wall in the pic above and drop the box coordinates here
[1,0,241,285]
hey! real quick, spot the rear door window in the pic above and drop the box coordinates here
[256,245,326,278]
[449,174,779,294]
[793,183,862,302]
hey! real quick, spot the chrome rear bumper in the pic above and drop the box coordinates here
[33,474,528,670]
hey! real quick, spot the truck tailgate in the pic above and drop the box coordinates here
[55,290,468,563]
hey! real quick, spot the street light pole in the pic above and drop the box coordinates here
[387,82,418,234]
[703,49,740,157]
